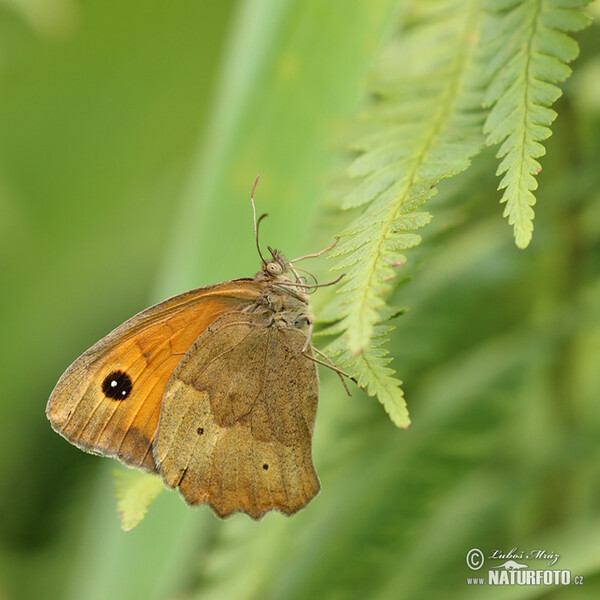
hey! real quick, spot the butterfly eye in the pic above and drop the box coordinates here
[266,262,283,275]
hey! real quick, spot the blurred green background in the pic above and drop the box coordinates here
[1,1,600,599]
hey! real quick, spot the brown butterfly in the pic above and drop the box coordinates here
[46,179,346,519]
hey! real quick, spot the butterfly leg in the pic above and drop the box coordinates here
[302,347,364,397]
[288,238,339,264]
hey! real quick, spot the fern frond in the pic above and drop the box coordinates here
[327,325,410,427]
[113,469,164,531]
[327,0,486,426]
[483,0,592,248]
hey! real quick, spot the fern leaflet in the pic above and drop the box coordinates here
[326,0,486,426]
[483,0,592,248]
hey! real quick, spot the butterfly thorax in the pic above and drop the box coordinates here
[251,251,313,334]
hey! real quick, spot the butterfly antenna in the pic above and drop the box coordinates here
[251,174,268,266]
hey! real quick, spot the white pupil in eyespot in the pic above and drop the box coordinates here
[111,380,117,387]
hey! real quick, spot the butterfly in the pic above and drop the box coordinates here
[46,178,346,519]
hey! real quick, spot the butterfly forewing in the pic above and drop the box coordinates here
[46,281,261,471]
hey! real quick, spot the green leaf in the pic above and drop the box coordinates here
[482,0,592,248]
[325,0,486,426]
[326,325,410,428]
[113,469,164,531]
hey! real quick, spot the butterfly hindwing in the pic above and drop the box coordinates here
[154,311,320,519]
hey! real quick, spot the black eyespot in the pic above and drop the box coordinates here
[262,463,269,470]
[102,370,132,400]
[197,427,204,435]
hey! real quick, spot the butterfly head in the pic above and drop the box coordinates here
[257,246,292,282]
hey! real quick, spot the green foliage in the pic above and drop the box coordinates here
[483,0,592,249]
[2,1,599,600]
[327,324,410,427]
[113,469,164,531]
[327,0,486,425]
[325,0,591,426]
